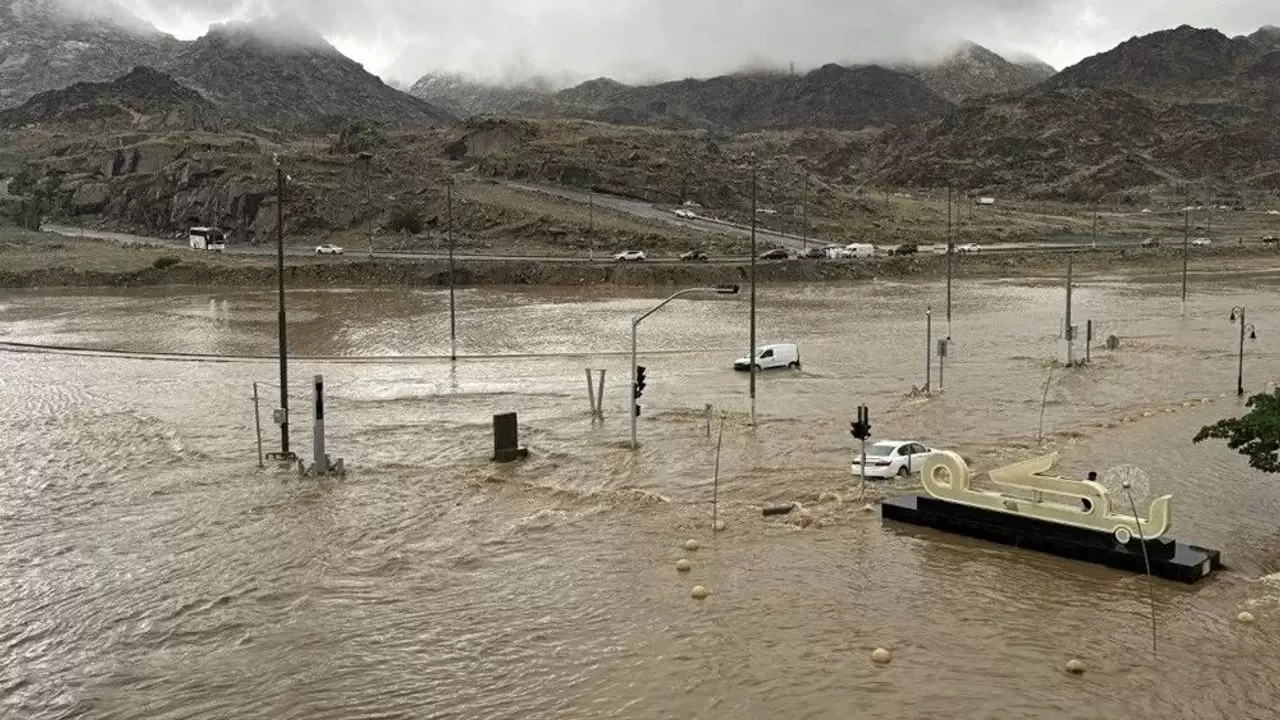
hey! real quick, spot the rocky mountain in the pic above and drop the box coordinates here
[1044,25,1269,99]
[871,25,1280,199]
[165,20,454,129]
[407,72,557,117]
[540,64,953,133]
[0,0,180,109]
[0,65,219,131]
[898,42,1057,102]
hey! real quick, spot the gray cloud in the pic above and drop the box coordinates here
[111,0,1280,85]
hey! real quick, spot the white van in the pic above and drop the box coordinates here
[844,243,875,258]
[734,344,801,371]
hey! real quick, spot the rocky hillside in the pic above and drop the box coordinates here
[0,66,220,131]
[897,42,1057,102]
[539,64,952,132]
[0,0,180,109]
[408,72,556,117]
[871,25,1280,199]
[166,21,454,129]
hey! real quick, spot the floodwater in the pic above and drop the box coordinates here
[2,272,1280,720]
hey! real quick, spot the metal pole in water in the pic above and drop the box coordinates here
[1123,484,1159,656]
[1064,255,1074,366]
[1237,307,1246,398]
[946,184,953,335]
[925,307,932,394]
[712,413,725,534]
[630,320,639,449]
[1182,192,1190,312]
[447,180,458,363]
[253,382,263,469]
[312,374,326,474]
[749,159,758,427]
[586,368,597,417]
[275,163,291,457]
[705,404,712,438]
[596,370,606,419]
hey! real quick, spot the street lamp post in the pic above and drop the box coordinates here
[1230,306,1258,398]
[631,285,741,449]
[272,155,293,460]
[749,158,758,427]
[946,183,954,336]
[447,179,457,362]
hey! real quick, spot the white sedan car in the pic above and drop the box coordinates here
[1192,238,1212,247]
[614,250,647,262]
[957,243,982,253]
[315,244,344,255]
[852,440,939,479]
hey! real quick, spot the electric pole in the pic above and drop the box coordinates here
[749,158,758,427]
[447,178,457,362]
[274,159,291,458]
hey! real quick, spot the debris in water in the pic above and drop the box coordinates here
[763,503,796,516]
[1237,611,1256,624]
[684,539,700,552]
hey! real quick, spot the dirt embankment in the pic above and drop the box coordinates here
[2,244,1276,290]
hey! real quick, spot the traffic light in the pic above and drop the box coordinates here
[850,405,871,440]
[633,366,647,417]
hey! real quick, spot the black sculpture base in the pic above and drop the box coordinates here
[881,495,1222,584]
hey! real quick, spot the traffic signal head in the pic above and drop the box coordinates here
[634,365,647,399]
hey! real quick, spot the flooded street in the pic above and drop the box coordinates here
[3,273,1280,719]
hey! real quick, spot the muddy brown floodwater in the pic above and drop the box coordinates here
[2,272,1280,720]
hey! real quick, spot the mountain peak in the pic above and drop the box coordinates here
[202,15,335,54]
[895,41,1055,102]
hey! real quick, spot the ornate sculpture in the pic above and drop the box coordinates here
[921,451,1172,542]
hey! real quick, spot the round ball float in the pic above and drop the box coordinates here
[691,585,709,600]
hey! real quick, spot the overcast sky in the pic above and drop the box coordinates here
[113,0,1278,85]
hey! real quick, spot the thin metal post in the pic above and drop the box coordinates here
[1086,320,1093,365]
[630,320,638,449]
[596,369,606,418]
[253,382,264,469]
[705,403,712,438]
[275,164,290,456]
[1065,255,1074,366]
[1182,192,1190,311]
[925,307,932,394]
[712,414,725,534]
[1238,307,1246,398]
[448,180,457,362]
[946,184,954,335]
[586,368,597,416]
[859,436,868,500]
[588,190,594,262]
[801,166,808,252]
[749,159,758,427]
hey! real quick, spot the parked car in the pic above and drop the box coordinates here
[614,250,647,262]
[1263,235,1280,246]
[1192,238,1212,247]
[673,209,696,219]
[888,243,918,256]
[680,249,709,262]
[852,440,939,479]
[803,247,828,259]
[733,343,800,372]
[760,248,790,260]
[1141,238,1161,248]
[957,243,982,253]
[315,244,344,255]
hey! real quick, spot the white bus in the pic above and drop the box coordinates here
[189,227,226,251]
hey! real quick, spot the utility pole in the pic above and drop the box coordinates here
[749,158,758,427]
[1182,188,1191,312]
[1092,208,1098,247]
[946,183,954,336]
[447,179,458,362]
[274,160,291,458]
[588,190,595,262]
[801,165,809,252]
[1063,255,1075,366]
[925,307,932,395]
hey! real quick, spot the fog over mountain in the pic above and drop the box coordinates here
[101,0,1278,86]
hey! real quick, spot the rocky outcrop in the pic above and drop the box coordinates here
[0,66,220,131]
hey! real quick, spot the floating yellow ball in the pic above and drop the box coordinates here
[714,520,727,532]
[871,648,892,665]
[676,559,692,572]
[691,585,708,600]
[1238,611,1256,624]
[1065,659,1087,675]
[684,539,700,552]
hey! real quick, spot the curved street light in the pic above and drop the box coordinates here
[1230,306,1258,397]
[630,285,741,449]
